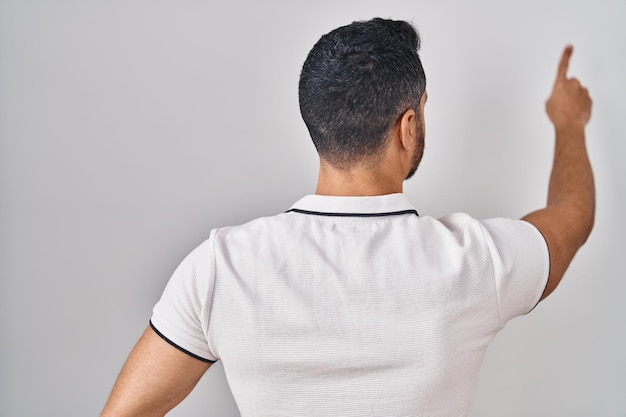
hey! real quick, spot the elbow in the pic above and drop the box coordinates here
[580,211,595,246]
[577,199,595,246]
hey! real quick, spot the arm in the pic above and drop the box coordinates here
[100,326,212,417]
[522,45,595,301]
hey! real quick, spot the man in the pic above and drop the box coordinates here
[100,18,594,416]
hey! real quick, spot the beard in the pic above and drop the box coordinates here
[405,118,425,180]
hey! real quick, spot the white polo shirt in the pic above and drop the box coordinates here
[151,193,549,417]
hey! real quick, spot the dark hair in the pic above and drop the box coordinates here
[299,18,426,168]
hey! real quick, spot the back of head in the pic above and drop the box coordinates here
[299,18,426,169]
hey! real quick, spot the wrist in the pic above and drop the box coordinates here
[553,123,586,138]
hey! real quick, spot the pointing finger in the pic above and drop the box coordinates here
[556,45,573,82]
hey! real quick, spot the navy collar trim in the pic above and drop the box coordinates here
[287,194,419,218]
[286,208,418,217]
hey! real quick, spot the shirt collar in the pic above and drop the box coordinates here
[288,193,418,217]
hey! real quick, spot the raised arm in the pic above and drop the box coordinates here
[522,45,595,301]
[99,326,212,417]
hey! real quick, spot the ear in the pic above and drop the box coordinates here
[398,108,417,151]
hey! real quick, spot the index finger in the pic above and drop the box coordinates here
[556,45,573,81]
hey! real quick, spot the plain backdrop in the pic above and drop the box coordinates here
[1,1,624,416]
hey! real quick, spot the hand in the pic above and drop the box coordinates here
[545,45,592,131]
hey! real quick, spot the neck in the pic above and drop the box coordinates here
[315,159,404,196]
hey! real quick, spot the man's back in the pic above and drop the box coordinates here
[152,194,548,416]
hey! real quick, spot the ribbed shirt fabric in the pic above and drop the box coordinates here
[151,193,549,416]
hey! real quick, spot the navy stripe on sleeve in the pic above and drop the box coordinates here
[149,320,216,363]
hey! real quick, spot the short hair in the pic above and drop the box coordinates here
[299,18,426,168]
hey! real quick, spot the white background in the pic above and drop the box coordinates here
[1,1,624,416]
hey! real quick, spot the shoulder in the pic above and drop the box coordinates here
[212,211,307,242]
[417,213,515,245]
[420,214,548,270]
[427,213,544,242]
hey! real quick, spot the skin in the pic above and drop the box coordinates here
[99,46,594,416]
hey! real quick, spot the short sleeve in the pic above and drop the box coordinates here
[150,232,218,362]
[480,218,550,327]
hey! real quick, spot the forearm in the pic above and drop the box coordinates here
[547,125,595,244]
